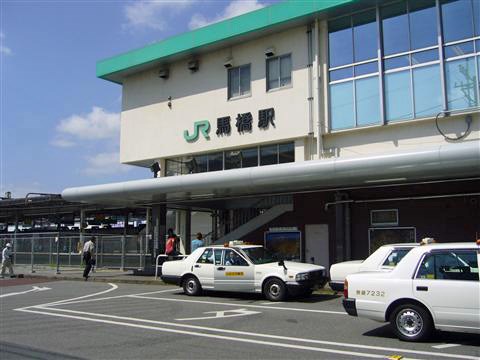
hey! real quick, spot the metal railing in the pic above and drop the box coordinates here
[0,232,152,272]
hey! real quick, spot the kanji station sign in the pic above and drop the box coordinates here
[184,108,275,142]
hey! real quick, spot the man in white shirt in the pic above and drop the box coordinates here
[82,236,96,281]
[1,243,15,278]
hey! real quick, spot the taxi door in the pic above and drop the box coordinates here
[413,249,480,331]
[214,249,255,292]
[192,248,215,289]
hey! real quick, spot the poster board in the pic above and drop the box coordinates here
[264,230,301,261]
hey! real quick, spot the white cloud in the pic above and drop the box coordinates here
[124,0,195,31]
[53,106,120,147]
[0,31,12,56]
[83,152,133,176]
[189,0,266,29]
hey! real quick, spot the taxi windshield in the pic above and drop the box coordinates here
[242,247,277,265]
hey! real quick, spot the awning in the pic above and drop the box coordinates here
[62,141,480,205]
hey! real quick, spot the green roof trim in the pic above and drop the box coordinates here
[97,0,355,82]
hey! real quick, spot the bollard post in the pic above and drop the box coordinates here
[121,235,125,271]
[31,236,35,273]
[55,235,60,274]
[68,238,72,266]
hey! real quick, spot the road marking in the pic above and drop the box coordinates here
[20,306,477,360]
[13,307,395,359]
[47,287,179,307]
[0,286,51,298]
[176,308,261,321]
[260,301,285,305]
[432,344,461,349]
[35,283,119,307]
[129,295,347,315]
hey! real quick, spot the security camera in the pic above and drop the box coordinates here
[265,47,275,58]
[188,60,199,72]
[224,57,233,68]
[158,68,169,79]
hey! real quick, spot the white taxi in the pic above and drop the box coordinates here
[161,242,327,301]
[329,243,418,292]
[343,242,480,341]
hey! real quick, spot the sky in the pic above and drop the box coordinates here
[0,0,281,198]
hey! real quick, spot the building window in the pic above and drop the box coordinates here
[328,0,480,130]
[260,144,278,165]
[166,142,294,176]
[328,9,380,130]
[267,54,292,90]
[228,64,250,99]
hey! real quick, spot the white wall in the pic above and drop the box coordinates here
[120,26,311,165]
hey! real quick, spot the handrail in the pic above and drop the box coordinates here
[155,254,187,280]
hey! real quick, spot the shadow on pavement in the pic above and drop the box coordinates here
[0,341,85,360]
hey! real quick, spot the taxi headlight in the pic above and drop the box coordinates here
[295,272,310,281]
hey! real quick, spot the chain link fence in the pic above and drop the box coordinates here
[0,232,151,271]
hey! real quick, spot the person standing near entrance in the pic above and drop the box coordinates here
[82,236,96,281]
[165,228,181,256]
[1,243,15,278]
[191,232,204,252]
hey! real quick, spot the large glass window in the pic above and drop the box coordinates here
[382,2,410,56]
[329,16,353,67]
[353,10,378,62]
[267,54,292,90]
[413,64,443,117]
[225,151,241,170]
[330,81,355,130]
[260,145,278,165]
[409,0,438,50]
[208,152,223,172]
[241,147,258,168]
[228,64,250,99]
[446,57,479,109]
[278,142,294,164]
[356,76,381,125]
[441,0,475,43]
[385,70,413,121]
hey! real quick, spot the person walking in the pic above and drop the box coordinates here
[82,236,96,281]
[1,243,15,278]
[191,232,204,252]
[165,228,181,256]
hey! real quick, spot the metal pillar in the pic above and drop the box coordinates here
[121,212,128,271]
[152,205,167,258]
[80,209,86,266]
[30,235,35,273]
[55,233,61,274]
[13,215,18,264]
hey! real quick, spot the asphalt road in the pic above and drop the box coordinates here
[0,279,478,360]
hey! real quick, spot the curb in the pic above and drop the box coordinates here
[22,273,168,286]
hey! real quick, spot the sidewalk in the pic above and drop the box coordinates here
[9,265,164,285]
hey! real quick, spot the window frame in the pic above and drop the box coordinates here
[228,64,251,100]
[414,249,480,281]
[266,53,293,91]
[328,0,480,132]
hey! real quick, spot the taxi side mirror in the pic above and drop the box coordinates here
[278,259,287,271]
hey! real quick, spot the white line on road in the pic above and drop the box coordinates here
[33,283,119,307]
[21,306,477,360]
[432,344,461,349]
[13,307,397,359]
[176,308,261,321]
[0,286,51,298]
[260,301,285,305]
[129,295,347,315]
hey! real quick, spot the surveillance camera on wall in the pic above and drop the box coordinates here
[224,57,233,68]
[188,60,199,72]
[158,68,169,79]
[265,47,275,58]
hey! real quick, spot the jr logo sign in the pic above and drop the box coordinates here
[184,120,211,142]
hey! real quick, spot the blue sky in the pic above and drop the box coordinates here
[0,0,281,198]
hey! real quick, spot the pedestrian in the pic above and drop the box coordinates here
[82,236,96,281]
[191,232,204,252]
[1,243,15,279]
[165,228,181,256]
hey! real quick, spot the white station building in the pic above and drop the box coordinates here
[63,0,480,268]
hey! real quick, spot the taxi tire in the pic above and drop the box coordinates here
[183,275,202,296]
[264,278,287,302]
[390,303,433,342]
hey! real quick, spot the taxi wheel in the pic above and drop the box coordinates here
[390,304,433,342]
[264,278,287,302]
[183,275,202,296]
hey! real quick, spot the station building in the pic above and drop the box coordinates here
[63,0,480,269]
